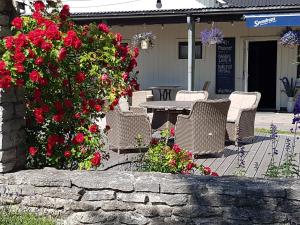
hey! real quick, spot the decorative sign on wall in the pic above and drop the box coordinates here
[215,38,235,94]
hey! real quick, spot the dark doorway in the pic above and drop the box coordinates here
[248,41,277,110]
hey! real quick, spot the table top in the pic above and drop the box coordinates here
[147,86,181,90]
[140,101,193,110]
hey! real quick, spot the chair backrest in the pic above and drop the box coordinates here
[118,96,130,112]
[189,99,230,154]
[228,91,261,122]
[202,81,211,91]
[132,90,153,107]
[175,90,208,101]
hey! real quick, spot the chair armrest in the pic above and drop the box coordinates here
[236,107,257,125]
[177,114,190,120]
[130,107,147,114]
[235,107,257,139]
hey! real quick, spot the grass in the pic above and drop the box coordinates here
[0,209,56,225]
[255,128,300,135]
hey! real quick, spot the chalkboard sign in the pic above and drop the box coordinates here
[215,38,235,94]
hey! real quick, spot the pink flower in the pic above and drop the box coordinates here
[211,172,219,177]
[122,72,129,81]
[172,144,181,153]
[98,23,109,33]
[170,127,175,137]
[29,147,38,156]
[101,74,108,81]
[203,166,211,175]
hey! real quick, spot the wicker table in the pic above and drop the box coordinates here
[147,86,181,100]
[140,101,193,130]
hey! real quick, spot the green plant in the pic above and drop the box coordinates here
[0,1,139,169]
[143,129,218,176]
[280,76,298,97]
[0,208,55,225]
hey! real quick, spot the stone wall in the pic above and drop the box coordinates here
[0,1,25,172]
[0,88,25,172]
[0,168,299,225]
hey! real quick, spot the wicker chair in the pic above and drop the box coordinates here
[132,90,154,107]
[175,99,230,155]
[175,90,208,101]
[226,91,261,143]
[106,106,152,153]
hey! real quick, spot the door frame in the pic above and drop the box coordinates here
[241,36,281,110]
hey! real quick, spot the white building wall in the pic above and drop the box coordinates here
[111,22,298,109]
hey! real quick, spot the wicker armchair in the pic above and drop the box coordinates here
[175,99,230,155]
[175,90,208,101]
[106,106,152,153]
[226,91,261,143]
[132,90,154,107]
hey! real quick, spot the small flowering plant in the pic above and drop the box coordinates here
[200,27,224,45]
[1,1,140,169]
[280,29,300,48]
[131,32,156,49]
[143,128,218,176]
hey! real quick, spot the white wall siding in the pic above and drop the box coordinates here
[112,22,298,109]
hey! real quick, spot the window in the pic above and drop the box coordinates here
[178,41,202,59]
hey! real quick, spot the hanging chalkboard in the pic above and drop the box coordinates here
[215,38,235,94]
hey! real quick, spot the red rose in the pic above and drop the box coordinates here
[33,1,45,11]
[35,57,44,66]
[133,47,139,57]
[75,72,86,83]
[32,11,44,25]
[13,51,26,63]
[73,133,85,144]
[28,49,36,58]
[74,39,82,49]
[91,152,101,166]
[211,172,219,177]
[0,61,6,70]
[73,112,81,119]
[4,37,14,49]
[89,124,98,133]
[16,79,24,87]
[203,166,212,175]
[14,33,27,48]
[58,48,67,61]
[29,147,38,156]
[64,150,72,158]
[46,24,60,40]
[39,78,49,86]
[14,63,24,73]
[94,104,102,112]
[170,127,175,137]
[115,33,122,42]
[29,70,41,83]
[41,104,50,113]
[122,73,129,81]
[54,101,63,112]
[150,138,158,145]
[98,23,110,33]
[60,5,70,20]
[64,99,73,108]
[33,88,42,102]
[41,42,53,51]
[0,75,12,88]
[186,162,196,170]
[33,108,44,124]
[52,113,64,122]
[11,17,23,30]
[172,144,181,153]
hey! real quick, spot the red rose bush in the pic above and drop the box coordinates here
[0,1,139,169]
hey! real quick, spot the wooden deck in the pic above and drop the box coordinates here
[103,133,300,178]
[194,133,300,178]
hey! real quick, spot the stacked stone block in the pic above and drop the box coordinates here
[0,168,299,224]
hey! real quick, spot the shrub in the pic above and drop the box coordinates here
[143,129,219,176]
[0,1,139,169]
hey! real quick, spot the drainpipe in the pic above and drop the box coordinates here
[187,15,195,91]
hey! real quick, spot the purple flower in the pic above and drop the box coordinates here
[200,28,224,45]
[294,95,300,115]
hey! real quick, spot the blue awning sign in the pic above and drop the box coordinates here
[244,13,300,28]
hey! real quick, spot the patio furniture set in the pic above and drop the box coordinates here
[106,90,261,156]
